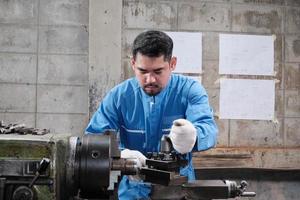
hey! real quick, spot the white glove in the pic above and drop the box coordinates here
[121,149,146,169]
[168,119,197,154]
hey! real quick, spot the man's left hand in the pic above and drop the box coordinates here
[169,119,197,154]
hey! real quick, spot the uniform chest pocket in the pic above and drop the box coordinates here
[120,125,145,152]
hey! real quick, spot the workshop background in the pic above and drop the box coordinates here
[0,0,299,199]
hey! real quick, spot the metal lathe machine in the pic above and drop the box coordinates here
[0,123,255,200]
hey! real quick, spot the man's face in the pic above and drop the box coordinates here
[131,53,177,96]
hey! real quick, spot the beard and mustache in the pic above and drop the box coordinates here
[142,83,161,96]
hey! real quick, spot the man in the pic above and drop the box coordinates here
[86,30,218,199]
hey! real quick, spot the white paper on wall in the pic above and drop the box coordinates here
[166,32,202,73]
[220,78,275,120]
[219,34,274,75]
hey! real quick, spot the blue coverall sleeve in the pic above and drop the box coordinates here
[85,91,121,134]
[186,82,218,151]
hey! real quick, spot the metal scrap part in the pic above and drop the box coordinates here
[0,121,50,135]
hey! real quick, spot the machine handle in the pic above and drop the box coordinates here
[28,158,50,188]
[241,192,256,197]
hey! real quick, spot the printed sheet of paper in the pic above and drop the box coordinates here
[166,32,202,73]
[219,34,274,75]
[220,79,275,120]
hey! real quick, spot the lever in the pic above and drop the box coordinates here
[29,158,50,188]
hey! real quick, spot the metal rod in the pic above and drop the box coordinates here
[241,192,256,197]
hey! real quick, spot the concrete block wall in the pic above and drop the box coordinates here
[0,0,89,135]
[122,0,300,169]
[0,0,299,198]
[1,0,299,168]
[121,1,300,198]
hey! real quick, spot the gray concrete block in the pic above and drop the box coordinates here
[39,26,88,54]
[37,85,88,114]
[123,1,177,29]
[202,32,219,61]
[88,79,102,116]
[36,113,88,135]
[0,53,36,83]
[122,59,134,80]
[0,84,36,112]
[178,2,230,31]
[285,118,300,146]
[257,148,300,168]
[0,0,37,24]
[232,4,283,33]
[215,118,229,147]
[230,119,284,147]
[0,24,37,53]
[275,90,284,118]
[286,7,300,34]
[231,0,284,5]
[0,112,35,127]
[274,34,282,63]
[285,35,300,62]
[122,29,141,59]
[202,61,219,89]
[275,63,283,89]
[285,90,300,117]
[39,0,88,25]
[206,88,219,117]
[38,55,88,85]
[286,0,300,6]
[285,63,300,90]
[180,0,232,3]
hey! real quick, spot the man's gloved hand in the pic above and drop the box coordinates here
[121,149,147,181]
[121,149,146,169]
[168,119,197,154]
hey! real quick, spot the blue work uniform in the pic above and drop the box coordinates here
[86,74,218,200]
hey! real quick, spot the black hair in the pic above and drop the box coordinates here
[131,30,173,61]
